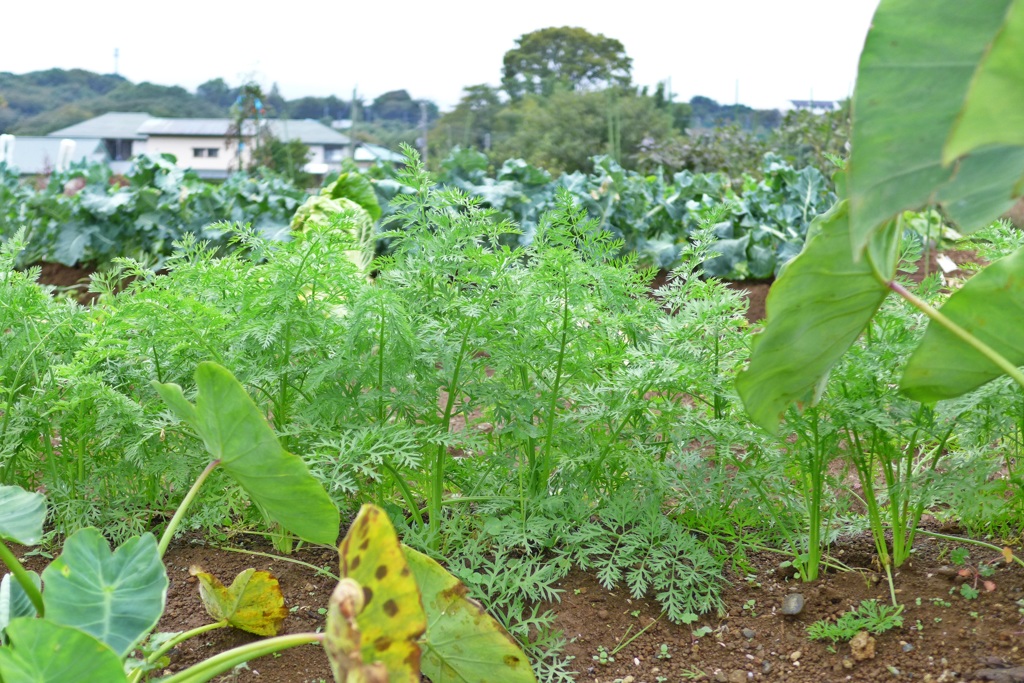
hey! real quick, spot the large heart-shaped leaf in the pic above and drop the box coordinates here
[945,1,1024,160]
[191,566,288,636]
[847,0,1024,253]
[41,529,167,657]
[404,546,537,683]
[0,618,127,683]
[0,572,41,640]
[152,361,340,545]
[736,200,898,432]
[336,505,426,683]
[901,245,1024,401]
[0,485,45,546]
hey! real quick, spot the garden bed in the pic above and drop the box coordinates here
[15,526,1018,683]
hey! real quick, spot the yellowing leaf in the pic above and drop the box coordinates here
[1002,547,1015,564]
[338,505,426,683]
[190,567,287,636]
[405,546,538,683]
[324,578,388,683]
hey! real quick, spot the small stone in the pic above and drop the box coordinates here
[781,593,805,615]
[728,670,746,683]
[762,661,773,674]
[850,631,877,661]
[902,642,915,653]
[776,563,799,579]
[597,609,609,620]
[742,628,756,639]
[887,665,901,676]
[622,676,634,683]
[790,650,802,662]
[843,659,855,670]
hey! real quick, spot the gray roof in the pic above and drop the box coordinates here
[4,136,108,174]
[137,117,350,145]
[49,113,351,147]
[265,119,350,145]
[790,100,837,110]
[48,112,152,140]
[355,142,406,164]
[137,118,231,136]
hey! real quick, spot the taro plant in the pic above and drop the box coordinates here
[0,362,535,682]
[0,361,339,681]
[738,0,1024,598]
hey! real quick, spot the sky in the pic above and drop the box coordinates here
[3,0,880,112]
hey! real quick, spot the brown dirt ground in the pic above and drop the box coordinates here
[16,528,1023,683]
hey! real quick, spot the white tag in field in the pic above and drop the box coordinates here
[936,253,957,273]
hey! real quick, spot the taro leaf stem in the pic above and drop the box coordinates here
[157,459,220,558]
[887,280,1024,390]
[127,620,230,683]
[0,540,43,617]
[158,632,324,683]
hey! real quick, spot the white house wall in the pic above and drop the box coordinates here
[143,135,250,173]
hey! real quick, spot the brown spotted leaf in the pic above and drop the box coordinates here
[404,546,537,683]
[338,505,426,682]
[190,567,288,636]
[324,578,388,683]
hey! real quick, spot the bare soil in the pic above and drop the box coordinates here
[17,527,1020,683]
[199,533,1024,683]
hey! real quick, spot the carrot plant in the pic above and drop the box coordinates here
[739,0,1024,600]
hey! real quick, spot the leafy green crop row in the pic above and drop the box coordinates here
[0,155,307,267]
[423,148,836,278]
[2,143,833,282]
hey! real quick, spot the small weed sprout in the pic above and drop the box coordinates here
[807,600,904,643]
[593,645,614,666]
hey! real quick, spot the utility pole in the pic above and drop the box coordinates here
[113,48,119,75]
[350,87,359,160]
[419,101,429,166]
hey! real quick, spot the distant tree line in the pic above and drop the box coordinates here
[0,70,438,137]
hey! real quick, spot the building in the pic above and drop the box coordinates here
[789,100,839,114]
[0,135,108,175]
[37,112,401,178]
[44,112,151,174]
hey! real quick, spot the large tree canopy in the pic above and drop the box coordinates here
[501,27,633,100]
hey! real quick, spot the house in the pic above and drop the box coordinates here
[0,135,108,175]
[789,100,838,114]
[44,112,152,174]
[42,112,401,179]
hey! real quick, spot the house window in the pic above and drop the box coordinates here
[206,148,219,158]
[104,139,133,161]
[193,148,206,158]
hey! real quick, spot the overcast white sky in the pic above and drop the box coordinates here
[3,1,880,111]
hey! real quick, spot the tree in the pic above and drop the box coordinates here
[367,90,438,125]
[251,137,312,186]
[501,27,632,100]
[196,78,237,109]
[490,87,674,174]
[428,84,508,160]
